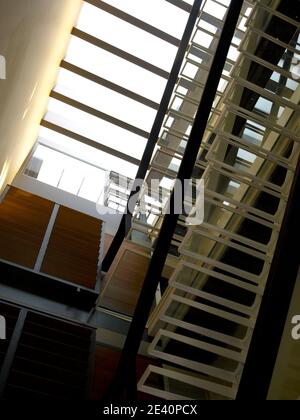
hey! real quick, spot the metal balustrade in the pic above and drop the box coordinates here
[127,0,253,260]
[138,0,300,400]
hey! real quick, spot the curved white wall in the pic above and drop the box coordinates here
[0,0,82,194]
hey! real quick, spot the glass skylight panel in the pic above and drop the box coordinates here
[38,128,139,180]
[54,68,156,132]
[183,62,200,80]
[198,19,219,35]
[238,16,248,32]
[271,72,281,83]
[193,30,215,49]
[65,36,166,103]
[169,157,181,172]
[227,45,239,62]
[242,128,263,145]
[217,77,228,93]
[76,3,177,72]
[203,1,227,21]
[286,78,298,91]
[188,46,213,67]
[103,0,189,39]
[237,148,256,164]
[254,97,273,115]
[45,98,147,160]
[160,176,174,191]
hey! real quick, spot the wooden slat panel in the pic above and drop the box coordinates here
[41,206,102,289]
[0,187,54,268]
[101,240,174,316]
[101,246,150,316]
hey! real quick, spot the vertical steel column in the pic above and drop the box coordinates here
[85,329,97,400]
[102,0,203,272]
[104,0,245,399]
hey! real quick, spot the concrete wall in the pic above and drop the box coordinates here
[0,0,82,194]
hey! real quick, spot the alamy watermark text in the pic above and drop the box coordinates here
[0,315,6,340]
[0,55,6,80]
[292,315,300,340]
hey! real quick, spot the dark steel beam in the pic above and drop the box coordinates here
[237,155,300,400]
[41,120,140,166]
[72,28,170,79]
[60,61,160,110]
[50,90,150,139]
[0,261,98,312]
[85,0,181,47]
[166,0,193,13]
[103,0,244,399]
[102,0,203,272]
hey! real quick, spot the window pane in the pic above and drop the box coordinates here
[38,127,138,180]
[45,98,147,160]
[203,0,227,20]
[54,68,157,132]
[104,0,189,39]
[26,145,108,202]
[76,2,177,72]
[65,36,166,103]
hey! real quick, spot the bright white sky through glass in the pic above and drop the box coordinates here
[30,0,240,204]
[39,126,138,179]
[76,2,178,72]
[54,68,157,132]
[103,0,189,38]
[32,144,108,202]
[45,98,147,160]
[35,0,190,198]
[65,37,167,103]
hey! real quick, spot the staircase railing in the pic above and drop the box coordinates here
[103,0,246,400]
[138,0,300,400]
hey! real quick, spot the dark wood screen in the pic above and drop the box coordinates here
[0,187,54,268]
[41,206,102,289]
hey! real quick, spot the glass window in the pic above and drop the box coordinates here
[45,98,147,160]
[76,2,177,72]
[203,0,227,20]
[38,126,138,180]
[193,30,215,49]
[26,145,107,202]
[54,68,157,132]
[255,97,273,115]
[65,36,167,103]
[103,0,189,39]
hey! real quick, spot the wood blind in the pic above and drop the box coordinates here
[0,187,54,268]
[41,206,102,289]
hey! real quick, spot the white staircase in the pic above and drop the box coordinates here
[137,0,300,400]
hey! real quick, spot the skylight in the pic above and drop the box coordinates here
[23,0,248,210]
[45,98,147,160]
[77,2,178,71]
[26,144,107,202]
[24,0,189,205]
[103,0,189,38]
[65,36,167,103]
[54,68,157,132]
